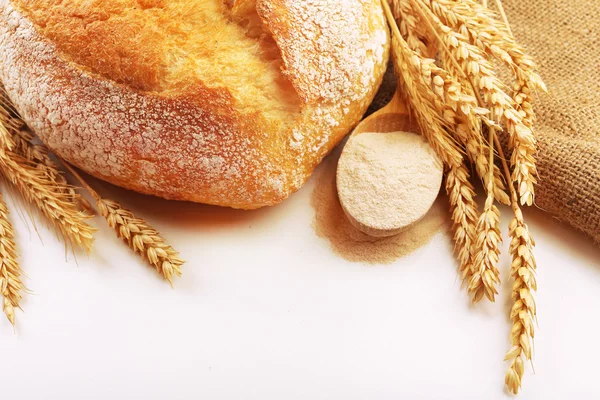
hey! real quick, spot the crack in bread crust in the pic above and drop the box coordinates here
[0,0,389,209]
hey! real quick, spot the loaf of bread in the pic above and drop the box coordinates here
[0,0,389,209]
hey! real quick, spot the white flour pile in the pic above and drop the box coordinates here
[336,131,443,237]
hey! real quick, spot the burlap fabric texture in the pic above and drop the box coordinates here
[369,0,600,242]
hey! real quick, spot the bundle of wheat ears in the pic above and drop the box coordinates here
[0,0,541,395]
[384,0,544,394]
[0,87,184,328]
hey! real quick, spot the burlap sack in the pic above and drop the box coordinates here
[370,0,600,242]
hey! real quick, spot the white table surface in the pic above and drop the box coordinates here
[1,156,599,400]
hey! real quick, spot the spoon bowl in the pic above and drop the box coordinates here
[336,89,443,237]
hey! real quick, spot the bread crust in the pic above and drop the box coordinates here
[0,0,389,209]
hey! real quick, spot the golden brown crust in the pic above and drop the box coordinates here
[0,0,389,209]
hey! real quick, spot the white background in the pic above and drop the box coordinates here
[0,157,599,400]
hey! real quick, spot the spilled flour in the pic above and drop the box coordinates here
[311,150,450,264]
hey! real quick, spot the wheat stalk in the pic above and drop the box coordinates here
[62,162,184,284]
[439,45,510,206]
[0,192,24,326]
[456,122,510,205]
[387,0,489,286]
[98,199,184,284]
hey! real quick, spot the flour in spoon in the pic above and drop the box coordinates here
[336,131,444,235]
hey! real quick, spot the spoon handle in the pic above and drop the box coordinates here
[371,89,409,119]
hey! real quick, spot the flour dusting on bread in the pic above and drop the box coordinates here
[0,0,388,209]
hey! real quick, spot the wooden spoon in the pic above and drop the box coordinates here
[336,89,444,237]
[348,89,415,135]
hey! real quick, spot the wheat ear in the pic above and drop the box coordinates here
[493,0,539,207]
[383,0,463,167]
[0,106,95,252]
[0,86,91,212]
[412,0,539,206]
[0,192,24,326]
[445,163,479,283]
[395,0,506,292]
[11,126,94,213]
[62,163,184,284]
[384,0,484,286]
[468,126,501,303]
[432,0,542,206]
[490,3,538,392]
[11,128,75,196]
[393,0,433,56]
[504,203,536,394]
[427,0,545,91]
[486,130,537,394]
[396,0,509,206]
[413,5,503,301]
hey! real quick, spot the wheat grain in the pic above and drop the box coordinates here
[0,87,95,236]
[62,163,184,284]
[489,6,537,388]
[0,155,96,252]
[458,123,510,205]
[386,0,540,390]
[393,0,433,55]
[397,0,510,205]
[510,82,537,206]
[12,128,69,184]
[0,192,23,326]
[409,0,510,118]
[442,53,510,205]
[495,134,537,394]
